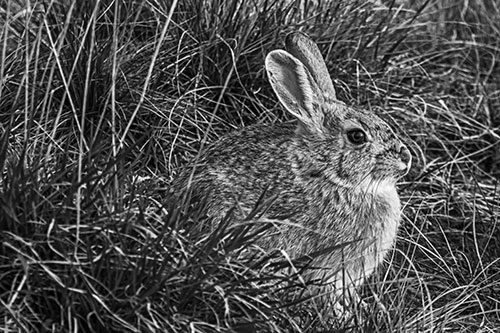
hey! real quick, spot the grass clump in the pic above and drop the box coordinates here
[1,0,499,332]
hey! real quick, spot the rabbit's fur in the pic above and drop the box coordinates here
[172,32,411,297]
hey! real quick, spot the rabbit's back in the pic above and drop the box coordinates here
[174,122,306,221]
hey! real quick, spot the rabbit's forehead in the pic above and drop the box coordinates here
[338,109,392,133]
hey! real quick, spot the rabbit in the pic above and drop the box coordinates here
[171,32,411,301]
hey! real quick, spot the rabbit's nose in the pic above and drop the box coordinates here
[396,142,412,169]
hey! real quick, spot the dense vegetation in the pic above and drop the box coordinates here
[1,0,499,332]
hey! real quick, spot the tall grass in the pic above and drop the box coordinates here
[1,0,499,332]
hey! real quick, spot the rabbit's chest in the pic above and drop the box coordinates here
[321,182,402,253]
[343,183,402,282]
[370,184,401,252]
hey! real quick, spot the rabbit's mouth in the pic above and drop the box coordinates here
[397,159,411,177]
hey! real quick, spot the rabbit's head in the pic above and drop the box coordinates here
[265,32,411,191]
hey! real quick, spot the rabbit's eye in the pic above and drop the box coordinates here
[346,129,367,145]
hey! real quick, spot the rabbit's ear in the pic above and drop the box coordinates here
[266,49,325,132]
[285,32,336,101]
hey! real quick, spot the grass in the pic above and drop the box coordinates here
[1,0,499,332]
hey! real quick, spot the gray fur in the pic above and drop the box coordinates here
[285,31,336,101]
[170,33,412,297]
